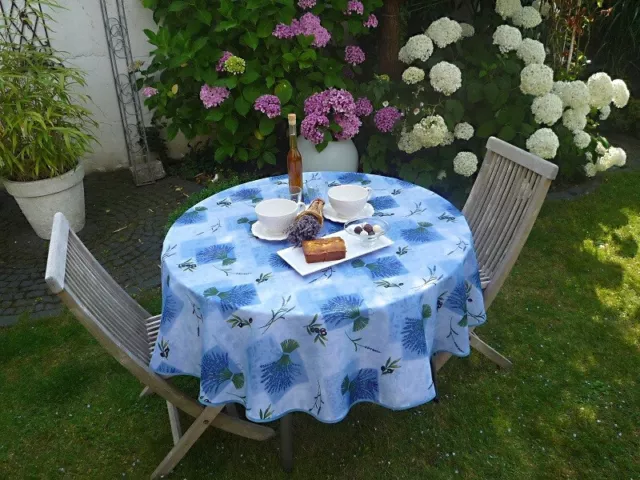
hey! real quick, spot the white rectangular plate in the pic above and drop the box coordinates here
[277,230,394,276]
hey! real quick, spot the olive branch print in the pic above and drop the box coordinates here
[162,244,177,261]
[438,212,456,222]
[396,246,409,256]
[406,202,428,217]
[381,357,401,375]
[259,405,273,420]
[375,280,404,288]
[188,296,203,336]
[412,266,443,291]
[210,218,222,234]
[345,332,381,353]
[260,296,295,333]
[304,314,328,346]
[158,338,170,359]
[227,314,253,329]
[255,272,272,284]
[447,237,469,256]
[308,381,325,415]
[178,258,197,272]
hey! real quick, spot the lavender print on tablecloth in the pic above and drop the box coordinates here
[151,172,486,424]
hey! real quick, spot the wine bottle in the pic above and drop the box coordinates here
[287,113,303,190]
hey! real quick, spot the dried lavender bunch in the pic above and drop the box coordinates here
[287,214,322,246]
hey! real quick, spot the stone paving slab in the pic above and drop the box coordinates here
[0,170,201,326]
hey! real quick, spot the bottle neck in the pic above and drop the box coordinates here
[289,123,297,149]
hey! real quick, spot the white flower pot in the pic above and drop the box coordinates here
[298,136,359,172]
[3,164,85,239]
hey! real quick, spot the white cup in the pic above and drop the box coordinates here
[328,185,372,219]
[255,198,305,234]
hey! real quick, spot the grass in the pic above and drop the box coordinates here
[1,171,639,479]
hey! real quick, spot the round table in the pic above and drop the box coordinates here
[151,172,486,423]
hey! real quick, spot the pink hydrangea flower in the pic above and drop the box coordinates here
[374,107,402,132]
[254,95,281,119]
[346,0,364,15]
[273,13,331,48]
[301,113,330,144]
[334,113,362,140]
[298,0,316,9]
[302,89,361,143]
[345,45,366,66]
[364,14,378,28]
[216,51,233,72]
[142,87,158,98]
[200,85,230,109]
[355,97,373,117]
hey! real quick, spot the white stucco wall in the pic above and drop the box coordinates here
[47,1,158,173]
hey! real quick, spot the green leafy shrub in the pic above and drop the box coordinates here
[0,2,97,182]
[140,0,382,169]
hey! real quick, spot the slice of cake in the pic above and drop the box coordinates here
[302,237,346,264]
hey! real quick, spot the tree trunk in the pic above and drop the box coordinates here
[378,0,404,78]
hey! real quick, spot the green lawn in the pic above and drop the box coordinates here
[1,172,639,479]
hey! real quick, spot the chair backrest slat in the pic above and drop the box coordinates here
[464,137,558,309]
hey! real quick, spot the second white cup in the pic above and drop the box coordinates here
[328,185,371,218]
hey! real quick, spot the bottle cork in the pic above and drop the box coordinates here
[288,113,296,125]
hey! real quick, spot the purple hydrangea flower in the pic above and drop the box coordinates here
[325,88,356,114]
[304,91,331,116]
[273,23,296,39]
[364,13,378,28]
[334,113,362,140]
[216,51,233,72]
[355,97,373,117]
[254,95,281,119]
[200,85,230,109]
[298,0,316,9]
[302,89,361,143]
[345,45,366,66]
[374,107,402,133]
[301,113,330,144]
[142,86,158,98]
[346,0,364,15]
[273,13,330,48]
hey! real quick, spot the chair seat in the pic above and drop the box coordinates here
[146,315,161,355]
[479,268,491,289]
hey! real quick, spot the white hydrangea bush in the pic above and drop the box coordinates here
[375,3,632,189]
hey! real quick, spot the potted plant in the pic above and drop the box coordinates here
[0,27,97,239]
[297,88,374,172]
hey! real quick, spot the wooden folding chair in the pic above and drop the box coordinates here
[45,213,275,479]
[434,136,559,372]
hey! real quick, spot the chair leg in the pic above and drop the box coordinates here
[166,401,182,446]
[280,414,294,473]
[151,406,223,479]
[139,386,153,398]
[469,332,513,370]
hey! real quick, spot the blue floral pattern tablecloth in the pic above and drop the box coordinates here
[151,172,486,423]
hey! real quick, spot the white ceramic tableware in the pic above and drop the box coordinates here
[251,221,288,241]
[277,230,393,276]
[323,202,375,223]
[327,185,372,218]
[254,198,305,234]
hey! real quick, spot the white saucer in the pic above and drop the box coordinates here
[251,221,288,241]
[324,203,375,223]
